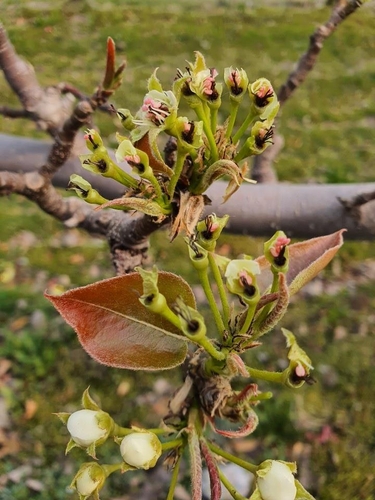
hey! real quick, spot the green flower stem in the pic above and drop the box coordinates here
[232,109,257,144]
[197,337,226,361]
[167,149,188,198]
[196,267,226,337]
[208,442,257,474]
[194,103,219,163]
[144,172,164,201]
[166,451,182,500]
[247,366,287,384]
[234,140,251,163]
[102,463,124,477]
[208,252,230,326]
[225,101,240,139]
[107,157,139,189]
[239,301,258,335]
[112,424,134,437]
[210,106,218,135]
[252,271,279,335]
[157,301,183,330]
[148,428,171,435]
[218,469,249,500]
[161,438,184,452]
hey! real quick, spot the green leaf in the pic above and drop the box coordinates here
[45,272,196,371]
[96,196,170,222]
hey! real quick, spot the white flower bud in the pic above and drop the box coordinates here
[257,460,296,500]
[67,409,107,447]
[75,466,101,496]
[71,462,106,498]
[120,431,162,470]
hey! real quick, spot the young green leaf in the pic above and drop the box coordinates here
[45,272,196,370]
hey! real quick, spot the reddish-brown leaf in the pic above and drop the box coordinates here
[45,272,195,371]
[102,37,116,90]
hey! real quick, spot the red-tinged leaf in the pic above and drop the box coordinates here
[45,272,195,371]
[256,229,345,295]
[134,133,173,177]
[208,410,259,438]
[103,37,116,90]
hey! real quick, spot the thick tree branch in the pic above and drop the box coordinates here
[1,134,374,240]
[0,28,154,274]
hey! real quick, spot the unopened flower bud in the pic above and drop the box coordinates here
[71,462,106,498]
[257,460,297,500]
[120,431,162,470]
[67,409,112,447]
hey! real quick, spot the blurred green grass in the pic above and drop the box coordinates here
[1,1,375,499]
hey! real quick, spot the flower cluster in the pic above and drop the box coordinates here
[70,52,279,237]
[57,389,163,499]
[51,50,346,500]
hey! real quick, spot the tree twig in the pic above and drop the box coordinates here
[252,0,365,183]
[277,0,364,106]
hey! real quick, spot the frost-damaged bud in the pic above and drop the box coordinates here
[67,175,108,205]
[249,121,274,155]
[249,78,279,120]
[173,117,204,152]
[120,431,162,470]
[190,67,222,107]
[116,108,136,131]
[186,238,209,270]
[136,266,168,314]
[264,231,291,273]
[83,129,104,152]
[70,462,106,499]
[196,213,230,251]
[116,137,153,179]
[224,66,249,102]
[256,460,297,500]
[67,409,113,448]
[282,329,314,388]
[173,297,207,342]
[225,258,260,303]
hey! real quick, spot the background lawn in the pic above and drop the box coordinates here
[0,1,375,499]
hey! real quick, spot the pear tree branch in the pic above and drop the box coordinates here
[252,0,366,183]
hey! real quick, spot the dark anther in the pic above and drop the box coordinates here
[189,238,203,259]
[274,245,287,267]
[96,159,108,173]
[117,111,127,121]
[187,319,200,334]
[230,72,243,95]
[290,370,316,386]
[87,134,98,150]
[181,122,195,144]
[239,276,256,297]
[202,215,214,239]
[144,294,155,305]
[254,88,274,108]
[255,127,274,149]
